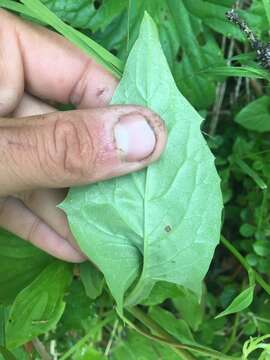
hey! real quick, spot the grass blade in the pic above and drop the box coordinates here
[234,157,267,190]
[0,0,33,16]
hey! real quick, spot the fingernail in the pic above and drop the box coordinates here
[114,113,156,161]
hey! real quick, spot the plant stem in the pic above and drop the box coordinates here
[221,236,270,296]
[126,306,239,360]
[104,319,119,356]
[32,338,52,360]
[223,312,240,354]
[257,188,268,233]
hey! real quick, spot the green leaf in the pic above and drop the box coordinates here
[215,285,255,319]
[0,228,52,305]
[89,0,128,32]
[149,306,195,345]
[41,0,127,32]
[235,96,270,133]
[246,253,258,267]
[0,0,34,16]
[240,223,256,237]
[80,262,104,300]
[41,0,97,29]
[62,13,222,310]
[172,287,204,331]
[6,261,72,349]
[253,241,270,257]
[141,282,182,306]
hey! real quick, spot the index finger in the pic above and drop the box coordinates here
[0,9,118,113]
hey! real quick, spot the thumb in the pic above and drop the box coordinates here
[0,105,167,195]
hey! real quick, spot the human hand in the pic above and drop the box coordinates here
[0,10,167,262]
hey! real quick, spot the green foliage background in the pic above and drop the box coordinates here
[1,0,270,359]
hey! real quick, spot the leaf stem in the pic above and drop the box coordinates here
[221,236,270,296]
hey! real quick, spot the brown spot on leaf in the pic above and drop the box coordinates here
[165,225,172,233]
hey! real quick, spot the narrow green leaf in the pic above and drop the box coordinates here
[62,13,222,310]
[0,0,34,16]
[235,96,270,133]
[6,261,72,349]
[215,285,255,319]
[202,66,270,81]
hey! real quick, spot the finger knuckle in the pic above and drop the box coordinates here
[45,114,96,183]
